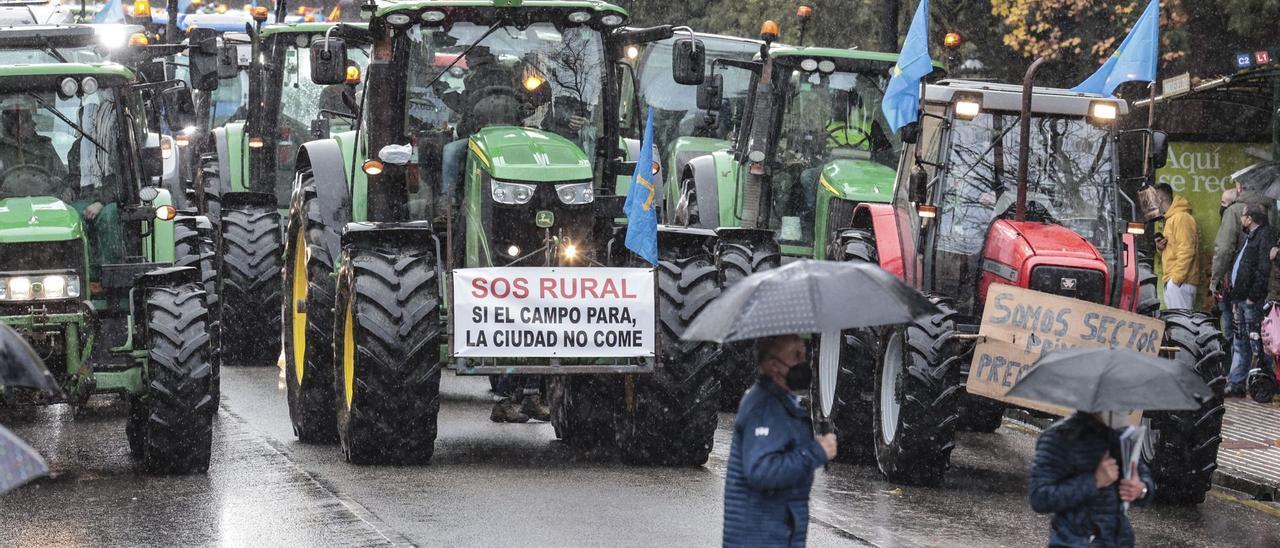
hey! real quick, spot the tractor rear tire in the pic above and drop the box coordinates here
[551,375,618,449]
[220,204,283,367]
[617,248,722,466]
[815,229,879,463]
[715,236,780,410]
[334,245,442,465]
[137,282,216,474]
[284,176,338,443]
[873,296,962,486]
[1149,310,1227,505]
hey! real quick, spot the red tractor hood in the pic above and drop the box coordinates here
[987,220,1105,263]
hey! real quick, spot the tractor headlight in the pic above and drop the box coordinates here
[491,181,535,205]
[554,182,593,205]
[0,273,80,301]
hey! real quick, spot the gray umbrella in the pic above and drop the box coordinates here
[0,425,47,495]
[1006,348,1212,412]
[681,260,939,343]
[1231,161,1280,199]
[0,323,59,397]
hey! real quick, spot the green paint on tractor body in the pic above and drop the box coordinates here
[0,196,86,243]
[469,126,593,183]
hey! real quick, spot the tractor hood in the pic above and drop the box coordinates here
[817,159,895,203]
[0,196,83,244]
[468,126,592,183]
[988,220,1105,262]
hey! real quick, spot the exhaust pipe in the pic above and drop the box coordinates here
[1015,57,1046,222]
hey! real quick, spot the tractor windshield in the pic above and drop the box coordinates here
[403,22,606,158]
[638,37,757,151]
[770,67,898,245]
[0,87,124,202]
[935,112,1117,257]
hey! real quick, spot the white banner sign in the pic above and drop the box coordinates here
[451,267,656,358]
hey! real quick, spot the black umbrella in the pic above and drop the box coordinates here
[0,425,47,495]
[1232,161,1280,199]
[1006,347,1212,412]
[682,260,938,343]
[0,323,59,397]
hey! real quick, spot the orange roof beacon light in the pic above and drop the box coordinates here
[252,6,269,21]
[128,32,148,47]
[130,0,150,18]
[345,65,361,85]
[943,31,963,49]
[796,5,813,19]
[760,20,779,42]
[216,3,228,14]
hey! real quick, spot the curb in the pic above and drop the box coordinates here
[1003,409,1279,502]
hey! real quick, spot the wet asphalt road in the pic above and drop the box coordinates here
[5,366,1280,547]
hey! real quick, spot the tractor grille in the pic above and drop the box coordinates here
[1030,266,1106,304]
[826,198,856,233]
[0,241,82,273]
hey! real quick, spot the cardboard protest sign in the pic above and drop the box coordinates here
[451,267,655,358]
[966,285,1166,416]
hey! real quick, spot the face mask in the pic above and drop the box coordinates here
[784,362,813,391]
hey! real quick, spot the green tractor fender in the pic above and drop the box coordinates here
[672,149,739,229]
[293,138,355,268]
[211,123,247,194]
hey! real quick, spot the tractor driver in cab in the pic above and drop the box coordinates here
[438,46,523,202]
[0,96,67,200]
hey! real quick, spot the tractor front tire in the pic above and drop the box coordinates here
[715,235,780,410]
[137,282,216,474]
[284,176,338,443]
[1137,261,1160,316]
[174,216,220,401]
[617,247,722,466]
[220,203,283,367]
[334,245,442,465]
[873,296,962,486]
[1149,310,1227,505]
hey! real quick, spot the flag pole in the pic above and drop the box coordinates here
[1142,81,1157,180]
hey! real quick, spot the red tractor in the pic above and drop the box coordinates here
[819,76,1226,504]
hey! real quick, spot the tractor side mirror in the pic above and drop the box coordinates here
[140,146,165,182]
[672,38,705,85]
[696,74,722,111]
[138,185,160,203]
[908,165,928,204]
[187,28,220,92]
[310,38,348,85]
[161,86,196,131]
[217,45,241,79]
[1149,130,1169,170]
[900,122,921,144]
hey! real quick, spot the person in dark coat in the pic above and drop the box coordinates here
[723,334,836,547]
[1029,411,1154,548]
[1226,203,1276,395]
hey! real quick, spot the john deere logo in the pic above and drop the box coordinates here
[535,210,554,228]
[1060,278,1078,290]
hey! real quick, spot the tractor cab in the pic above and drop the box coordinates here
[902,80,1132,316]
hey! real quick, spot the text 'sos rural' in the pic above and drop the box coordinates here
[451,267,656,358]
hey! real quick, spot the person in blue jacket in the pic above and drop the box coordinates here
[723,334,837,547]
[1029,411,1154,547]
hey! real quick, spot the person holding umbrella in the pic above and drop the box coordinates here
[680,260,940,546]
[1013,347,1214,547]
[722,334,836,547]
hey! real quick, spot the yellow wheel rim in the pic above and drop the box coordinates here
[291,231,308,383]
[343,299,355,409]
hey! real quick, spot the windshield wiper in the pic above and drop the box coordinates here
[416,21,504,95]
[26,92,108,154]
[38,37,67,63]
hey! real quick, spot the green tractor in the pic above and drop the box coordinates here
[671,27,941,411]
[283,0,723,466]
[0,61,219,474]
[190,22,370,367]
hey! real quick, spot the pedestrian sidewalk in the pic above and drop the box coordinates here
[1217,397,1280,499]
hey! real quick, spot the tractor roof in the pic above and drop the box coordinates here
[260,21,368,38]
[0,24,97,47]
[376,0,627,18]
[925,79,1130,117]
[0,62,134,80]
[772,46,946,71]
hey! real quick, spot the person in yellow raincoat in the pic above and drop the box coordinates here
[1154,183,1202,309]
